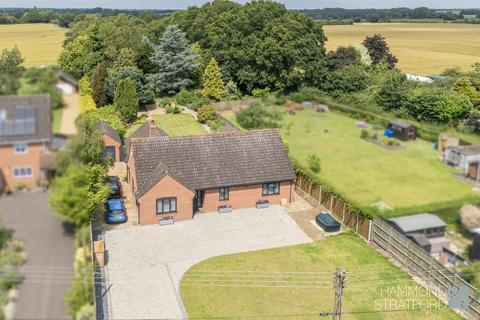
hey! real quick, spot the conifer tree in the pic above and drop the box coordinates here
[114,77,138,123]
[112,48,136,72]
[91,63,109,107]
[150,25,199,95]
[202,58,225,100]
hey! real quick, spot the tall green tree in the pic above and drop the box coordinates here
[404,88,472,124]
[0,46,24,95]
[376,71,409,110]
[105,66,154,105]
[150,25,200,95]
[363,34,398,69]
[49,164,92,227]
[164,1,327,93]
[58,34,102,77]
[112,47,136,72]
[68,116,105,166]
[114,77,138,123]
[91,63,109,107]
[327,46,359,71]
[50,163,108,227]
[202,58,224,100]
[454,77,480,106]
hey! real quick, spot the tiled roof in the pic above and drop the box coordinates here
[132,129,295,198]
[0,95,51,146]
[125,121,168,158]
[96,121,121,144]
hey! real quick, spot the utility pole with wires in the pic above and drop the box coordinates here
[332,267,346,320]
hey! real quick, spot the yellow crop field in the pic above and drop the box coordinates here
[0,24,66,66]
[324,23,480,75]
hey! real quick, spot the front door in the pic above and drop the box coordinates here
[196,190,205,208]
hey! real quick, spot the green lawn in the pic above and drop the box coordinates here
[52,108,62,133]
[153,114,207,136]
[281,109,477,216]
[181,233,460,320]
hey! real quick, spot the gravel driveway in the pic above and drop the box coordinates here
[104,206,312,319]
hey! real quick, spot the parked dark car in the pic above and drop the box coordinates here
[315,212,341,232]
[107,176,122,198]
[105,198,127,224]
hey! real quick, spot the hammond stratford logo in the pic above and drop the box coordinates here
[374,285,470,312]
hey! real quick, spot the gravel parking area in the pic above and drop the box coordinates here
[104,206,312,319]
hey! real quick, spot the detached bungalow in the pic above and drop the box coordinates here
[127,129,296,225]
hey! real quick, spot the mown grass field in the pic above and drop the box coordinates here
[181,233,460,320]
[153,114,207,136]
[281,109,477,216]
[324,23,480,75]
[0,24,66,66]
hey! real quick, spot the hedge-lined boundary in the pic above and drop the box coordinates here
[318,96,480,145]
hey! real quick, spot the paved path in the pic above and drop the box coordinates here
[59,93,79,136]
[0,192,75,320]
[104,206,312,319]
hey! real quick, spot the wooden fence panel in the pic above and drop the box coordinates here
[295,172,480,319]
[357,216,370,239]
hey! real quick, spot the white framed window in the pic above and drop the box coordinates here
[13,167,33,178]
[14,143,28,154]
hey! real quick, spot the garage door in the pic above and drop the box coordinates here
[104,146,116,162]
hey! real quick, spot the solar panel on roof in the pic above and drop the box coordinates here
[0,106,37,137]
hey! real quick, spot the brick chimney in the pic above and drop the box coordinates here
[149,119,159,137]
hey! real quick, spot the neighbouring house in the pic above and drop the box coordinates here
[387,213,449,254]
[0,95,52,191]
[56,70,78,94]
[127,129,296,225]
[445,145,480,181]
[406,74,434,83]
[125,120,168,159]
[387,119,417,141]
[96,121,122,163]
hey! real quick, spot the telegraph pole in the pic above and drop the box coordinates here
[332,267,346,320]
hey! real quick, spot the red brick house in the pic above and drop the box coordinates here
[96,121,122,162]
[127,129,296,225]
[0,95,52,192]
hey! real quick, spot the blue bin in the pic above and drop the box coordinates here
[384,129,394,138]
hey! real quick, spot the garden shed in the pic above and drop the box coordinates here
[387,119,416,141]
[445,144,480,177]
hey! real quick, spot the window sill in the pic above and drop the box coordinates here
[156,212,177,215]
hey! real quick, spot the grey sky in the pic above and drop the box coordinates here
[0,1,478,10]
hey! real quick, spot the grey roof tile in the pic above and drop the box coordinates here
[132,129,295,198]
[96,121,121,144]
